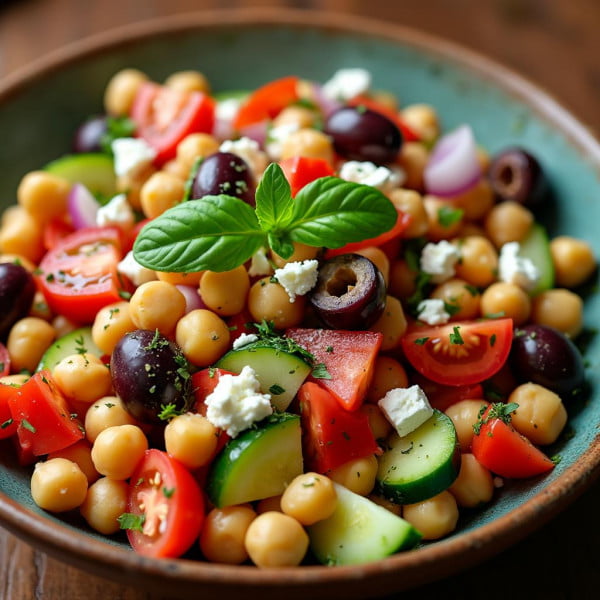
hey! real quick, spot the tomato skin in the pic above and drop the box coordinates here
[0,383,18,439]
[401,318,514,386]
[0,343,10,378]
[225,310,255,346]
[43,217,75,250]
[126,449,205,558]
[298,382,379,474]
[7,370,85,455]
[36,226,125,324]
[410,372,484,412]
[279,156,335,197]
[472,413,555,478]
[131,82,215,165]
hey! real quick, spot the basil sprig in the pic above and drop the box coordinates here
[133,163,397,273]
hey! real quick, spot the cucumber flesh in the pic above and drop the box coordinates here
[376,409,460,505]
[308,483,421,566]
[45,153,116,197]
[37,327,103,372]
[216,344,311,411]
[205,412,303,507]
[519,222,555,296]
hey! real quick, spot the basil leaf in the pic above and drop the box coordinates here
[133,195,265,273]
[268,232,295,260]
[255,163,294,232]
[289,177,397,248]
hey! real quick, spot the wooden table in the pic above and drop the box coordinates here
[1,1,599,598]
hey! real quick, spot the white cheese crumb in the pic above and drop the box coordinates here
[216,97,242,123]
[339,160,405,193]
[274,259,319,303]
[219,136,268,178]
[205,366,273,438]
[95,193,135,230]
[498,242,540,292]
[378,385,434,438]
[265,123,300,161]
[117,251,157,287]
[322,68,372,101]
[111,137,156,177]
[232,333,259,349]
[248,247,273,277]
[420,240,461,284]
[417,298,451,325]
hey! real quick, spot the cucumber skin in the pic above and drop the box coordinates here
[45,153,116,197]
[375,410,460,505]
[37,327,102,372]
[519,223,555,296]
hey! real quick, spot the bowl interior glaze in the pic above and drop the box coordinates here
[0,9,599,599]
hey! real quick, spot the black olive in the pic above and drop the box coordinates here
[309,254,386,330]
[0,262,36,340]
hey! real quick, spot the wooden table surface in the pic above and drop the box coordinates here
[1,1,599,599]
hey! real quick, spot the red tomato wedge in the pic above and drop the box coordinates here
[401,318,514,386]
[0,343,10,378]
[298,382,379,473]
[286,328,383,410]
[7,370,85,455]
[471,405,555,478]
[36,227,126,324]
[0,383,18,439]
[131,82,216,165]
[233,76,300,130]
[43,217,75,250]
[279,156,335,197]
[125,449,205,558]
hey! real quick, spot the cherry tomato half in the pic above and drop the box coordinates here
[125,449,205,558]
[401,318,514,386]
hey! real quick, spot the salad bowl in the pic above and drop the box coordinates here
[0,8,599,599]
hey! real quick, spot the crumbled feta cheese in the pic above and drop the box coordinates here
[265,123,300,161]
[322,68,371,102]
[205,366,273,438]
[111,137,156,177]
[378,385,434,438]
[117,251,157,287]
[498,242,540,292]
[219,136,268,178]
[420,240,460,284]
[96,193,135,230]
[339,160,405,194]
[232,333,259,349]
[248,247,273,277]
[417,298,451,325]
[216,97,243,123]
[274,260,319,303]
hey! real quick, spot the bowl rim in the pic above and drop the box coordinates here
[1,7,599,596]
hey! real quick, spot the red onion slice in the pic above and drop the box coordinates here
[237,120,269,147]
[175,285,207,313]
[424,124,482,197]
[67,183,100,229]
[310,82,343,118]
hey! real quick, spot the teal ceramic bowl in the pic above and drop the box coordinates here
[0,8,599,599]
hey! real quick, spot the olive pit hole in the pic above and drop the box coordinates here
[326,267,357,297]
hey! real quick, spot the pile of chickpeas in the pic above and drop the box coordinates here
[0,66,597,567]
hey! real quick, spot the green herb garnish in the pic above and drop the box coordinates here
[117,512,146,532]
[473,402,519,435]
[449,326,464,345]
[100,116,136,155]
[437,205,463,228]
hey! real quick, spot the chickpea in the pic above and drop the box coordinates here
[0,253,36,272]
[453,236,498,288]
[29,291,52,321]
[140,172,185,219]
[360,403,392,441]
[450,179,494,221]
[51,314,78,338]
[129,281,187,336]
[116,163,156,210]
[176,133,220,171]
[7,317,55,373]
[388,259,418,299]
[91,424,148,480]
[455,222,486,238]
[104,68,148,116]
[164,413,218,469]
[480,282,531,325]
[280,472,337,525]
[328,454,378,496]
[355,247,390,287]
[247,277,306,329]
[430,278,481,320]
[270,243,320,268]
[31,458,88,512]
[368,494,402,516]
[156,270,205,286]
[91,302,135,355]
[550,236,596,288]
[85,396,138,444]
[17,171,71,224]
[175,309,230,367]
[164,70,211,94]
[366,356,409,403]
[0,206,45,262]
[48,440,99,484]
[279,128,335,163]
[388,188,429,238]
[161,159,189,181]
[448,454,494,508]
[484,201,533,248]
[52,353,112,404]
[400,104,439,143]
[531,288,583,338]
[509,383,568,445]
[244,511,309,568]
[445,399,489,452]
[272,105,318,129]
[200,505,257,564]
[199,266,250,316]
[397,143,428,192]
[80,477,128,534]
[423,195,463,241]
[369,295,407,351]
[402,491,459,540]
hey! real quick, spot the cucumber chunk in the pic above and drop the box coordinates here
[518,222,555,296]
[308,483,421,566]
[216,344,311,411]
[37,327,102,372]
[206,412,303,507]
[45,153,116,197]
[376,409,460,505]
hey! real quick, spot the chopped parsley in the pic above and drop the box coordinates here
[473,402,519,435]
[269,384,286,395]
[157,403,184,421]
[21,419,37,433]
[449,326,464,345]
[437,205,463,228]
[117,512,146,532]
[163,487,176,499]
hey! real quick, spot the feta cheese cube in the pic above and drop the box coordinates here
[420,240,460,284]
[339,160,405,194]
[219,136,268,178]
[205,365,273,438]
[498,242,540,292]
[248,247,273,277]
[378,385,434,437]
[111,137,156,177]
[216,97,242,123]
[232,333,259,350]
[322,68,371,102]
[274,259,319,303]
[96,193,135,230]
[417,298,451,325]
[117,251,157,287]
